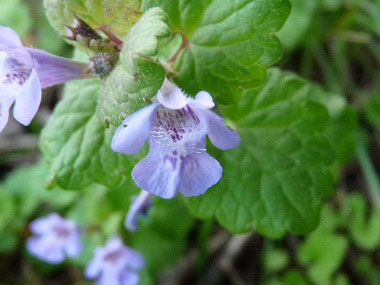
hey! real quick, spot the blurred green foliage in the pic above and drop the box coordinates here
[0,0,380,284]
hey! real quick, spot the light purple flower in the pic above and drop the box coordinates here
[111,79,241,199]
[85,237,144,285]
[125,190,152,232]
[0,26,87,132]
[26,213,82,264]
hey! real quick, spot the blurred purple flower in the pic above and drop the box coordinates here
[0,26,87,132]
[125,190,152,232]
[26,213,82,264]
[112,79,241,199]
[85,237,144,285]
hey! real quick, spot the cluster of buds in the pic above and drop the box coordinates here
[64,17,124,52]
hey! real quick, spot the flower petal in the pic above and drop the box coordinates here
[29,213,60,234]
[65,233,82,258]
[26,235,65,264]
[0,27,33,67]
[85,253,103,279]
[189,91,215,109]
[132,142,181,199]
[125,190,152,232]
[178,151,222,197]
[111,103,159,154]
[0,92,15,133]
[201,109,241,150]
[0,26,22,47]
[121,270,140,285]
[13,69,41,126]
[26,48,87,88]
[156,79,188,110]
[126,249,145,270]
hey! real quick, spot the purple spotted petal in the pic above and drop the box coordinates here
[188,91,215,109]
[125,190,152,232]
[132,139,221,198]
[156,79,188,110]
[112,103,159,154]
[132,142,181,199]
[13,69,41,126]
[201,109,241,150]
[25,48,87,88]
[178,150,222,197]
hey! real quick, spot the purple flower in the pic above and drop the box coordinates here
[125,190,152,232]
[85,237,144,285]
[112,79,241,199]
[26,213,82,264]
[0,26,87,132]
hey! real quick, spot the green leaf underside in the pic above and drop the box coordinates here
[97,7,170,126]
[142,0,291,104]
[40,77,144,190]
[43,0,142,37]
[186,69,337,237]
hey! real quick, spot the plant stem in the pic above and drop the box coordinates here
[356,131,380,207]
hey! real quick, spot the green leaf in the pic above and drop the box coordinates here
[186,68,336,237]
[298,234,348,285]
[298,204,348,285]
[43,0,142,37]
[142,0,291,104]
[97,7,170,126]
[40,77,144,190]
[277,0,319,49]
[343,193,380,251]
[263,247,289,273]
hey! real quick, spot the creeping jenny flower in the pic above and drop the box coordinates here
[125,190,152,232]
[26,213,82,264]
[85,237,145,285]
[112,79,241,199]
[0,26,87,132]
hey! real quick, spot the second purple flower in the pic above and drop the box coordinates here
[111,79,240,199]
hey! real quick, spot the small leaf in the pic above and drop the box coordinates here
[142,0,291,104]
[97,7,170,126]
[40,77,144,190]
[43,0,142,37]
[343,193,380,251]
[298,234,348,285]
[186,69,337,237]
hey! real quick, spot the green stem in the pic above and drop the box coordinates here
[356,131,380,207]
[313,45,342,93]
